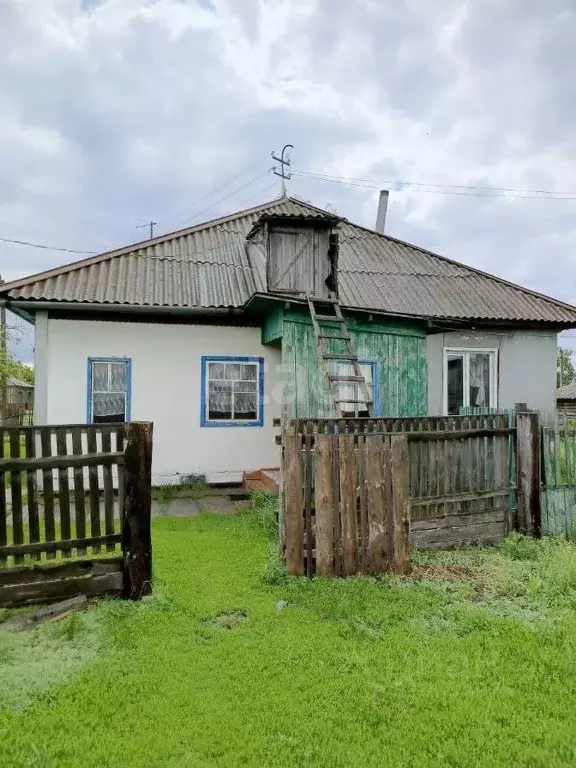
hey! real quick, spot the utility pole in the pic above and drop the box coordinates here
[135,220,158,239]
[271,144,293,196]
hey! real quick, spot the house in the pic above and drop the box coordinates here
[6,376,34,406]
[0,195,574,484]
[557,381,576,419]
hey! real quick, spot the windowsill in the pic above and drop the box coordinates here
[201,420,263,428]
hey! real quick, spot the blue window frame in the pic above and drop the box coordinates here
[332,358,380,416]
[87,357,132,423]
[201,356,264,427]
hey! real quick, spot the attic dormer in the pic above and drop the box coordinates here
[246,212,340,299]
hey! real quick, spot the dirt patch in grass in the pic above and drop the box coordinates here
[410,562,483,583]
[206,610,247,629]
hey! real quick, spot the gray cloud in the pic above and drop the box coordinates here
[1,0,576,360]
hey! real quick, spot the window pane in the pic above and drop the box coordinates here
[93,363,109,392]
[225,363,242,380]
[208,391,232,420]
[234,380,257,393]
[110,362,127,392]
[469,353,491,408]
[242,364,257,380]
[447,355,464,415]
[233,392,257,420]
[208,362,226,379]
[93,393,125,422]
[209,380,232,395]
[359,363,373,385]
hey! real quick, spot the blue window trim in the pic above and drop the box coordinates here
[87,357,132,424]
[331,357,381,416]
[201,355,264,428]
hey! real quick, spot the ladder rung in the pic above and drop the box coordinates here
[335,399,373,404]
[328,375,365,382]
[309,295,338,304]
[322,352,358,360]
[314,314,342,323]
[318,333,350,341]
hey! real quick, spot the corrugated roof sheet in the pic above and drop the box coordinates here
[7,376,33,388]
[557,382,576,400]
[3,196,576,324]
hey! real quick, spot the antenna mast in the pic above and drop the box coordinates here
[271,144,293,197]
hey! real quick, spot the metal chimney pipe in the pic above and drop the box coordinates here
[375,189,389,233]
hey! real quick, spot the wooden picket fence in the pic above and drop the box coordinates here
[283,422,411,577]
[281,410,541,576]
[0,422,153,606]
[407,413,517,548]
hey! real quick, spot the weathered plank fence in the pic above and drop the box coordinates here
[281,410,541,576]
[408,414,517,548]
[283,421,411,577]
[0,421,152,606]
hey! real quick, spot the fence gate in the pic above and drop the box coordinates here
[282,421,411,577]
[0,421,152,607]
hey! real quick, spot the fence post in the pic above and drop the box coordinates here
[516,410,541,537]
[283,421,304,576]
[122,422,153,599]
[390,435,411,575]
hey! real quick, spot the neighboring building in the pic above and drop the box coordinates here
[557,381,576,419]
[0,195,575,483]
[6,376,34,405]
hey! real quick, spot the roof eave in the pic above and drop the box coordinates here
[1,298,247,319]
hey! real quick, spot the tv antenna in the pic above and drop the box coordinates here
[271,144,293,196]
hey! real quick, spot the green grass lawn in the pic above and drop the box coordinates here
[1,502,576,767]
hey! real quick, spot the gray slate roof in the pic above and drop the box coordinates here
[557,382,576,400]
[3,196,576,325]
[7,376,33,388]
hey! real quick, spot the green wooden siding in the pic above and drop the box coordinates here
[261,307,283,344]
[278,311,427,418]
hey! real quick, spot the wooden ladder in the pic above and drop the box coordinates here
[307,294,375,417]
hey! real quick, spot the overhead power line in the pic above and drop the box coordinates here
[292,170,576,200]
[237,182,279,208]
[162,160,260,224]
[175,168,273,227]
[0,236,95,254]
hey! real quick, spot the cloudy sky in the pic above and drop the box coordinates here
[1,0,576,361]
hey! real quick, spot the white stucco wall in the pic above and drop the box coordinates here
[427,328,558,422]
[40,318,282,483]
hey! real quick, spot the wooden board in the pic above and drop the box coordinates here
[339,434,357,575]
[314,435,334,575]
[0,570,123,608]
[283,429,303,576]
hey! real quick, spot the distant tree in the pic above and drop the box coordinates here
[557,347,575,388]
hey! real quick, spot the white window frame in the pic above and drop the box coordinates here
[87,357,131,424]
[331,358,379,417]
[442,347,498,415]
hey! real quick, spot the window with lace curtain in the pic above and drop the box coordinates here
[87,358,131,423]
[443,348,497,415]
[201,356,264,427]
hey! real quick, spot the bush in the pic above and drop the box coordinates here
[499,532,541,561]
